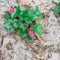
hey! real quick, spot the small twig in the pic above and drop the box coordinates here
[1,36,5,46]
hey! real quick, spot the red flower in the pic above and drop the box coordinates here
[9,8,14,14]
[30,27,32,30]
[29,30,35,38]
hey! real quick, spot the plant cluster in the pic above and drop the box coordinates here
[4,6,43,40]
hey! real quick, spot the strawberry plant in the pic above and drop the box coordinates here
[4,6,43,40]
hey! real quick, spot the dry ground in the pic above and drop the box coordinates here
[0,0,60,60]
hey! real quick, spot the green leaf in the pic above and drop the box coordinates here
[33,6,43,20]
[4,19,20,32]
[17,28,22,36]
[27,35,32,40]
[20,9,34,25]
[58,0,60,3]
[20,7,43,25]
[10,27,15,32]
[11,6,21,18]
[17,28,29,40]
[4,11,11,19]
[32,24,43,35]
[53,3,60,15]
[4,24,14,32]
